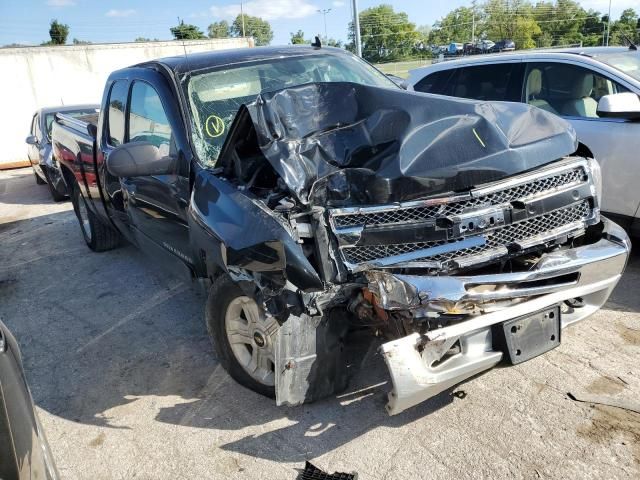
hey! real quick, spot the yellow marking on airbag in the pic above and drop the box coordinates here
[473,128,486,148]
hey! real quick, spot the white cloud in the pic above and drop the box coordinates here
[211,0,318,21]
[46,0,76,6]
[332,1,345,7]
[105,9,136,18]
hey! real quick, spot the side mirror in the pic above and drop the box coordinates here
[596,92,640,120]
[25,135,38,146]
[106,142,175,178]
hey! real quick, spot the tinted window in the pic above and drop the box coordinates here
[107,81,128,146]
[128,81,172,151]
[452,64,520,101]
[524,62,629,118]
[413,69,456,94]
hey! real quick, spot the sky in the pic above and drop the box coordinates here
[0,0,637,47]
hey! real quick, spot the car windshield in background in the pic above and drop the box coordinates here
[185,53,396,168]
[595,51,640,82]
[44,108,98,140]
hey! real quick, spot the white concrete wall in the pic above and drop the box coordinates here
[0,38,253,167]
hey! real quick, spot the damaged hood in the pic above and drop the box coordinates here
[221,82,577,206]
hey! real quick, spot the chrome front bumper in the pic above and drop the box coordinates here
[373,219,631,415]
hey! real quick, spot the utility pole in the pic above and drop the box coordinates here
[471,0,477,44]
[352,0,362,57]
[317,8,332,40]
[240,1,246,37]
[606,0,611,46]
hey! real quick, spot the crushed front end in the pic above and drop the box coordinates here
[210,82,630,414]
[327,157,630,414]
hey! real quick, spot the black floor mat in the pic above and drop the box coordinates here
[298,461,358,480]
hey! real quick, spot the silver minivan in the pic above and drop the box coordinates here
[408,46,640,235]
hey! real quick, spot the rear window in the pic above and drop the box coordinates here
[107,81,128,147]
[44,108,97,140]
[415,63,523,102]
[413,69,455,94]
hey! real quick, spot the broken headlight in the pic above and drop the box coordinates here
[586,157,602,203]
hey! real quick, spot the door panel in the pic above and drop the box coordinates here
[523,61,640,219]
[568,118,640,218]
[120,78,193,276]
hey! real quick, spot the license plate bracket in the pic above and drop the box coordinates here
[501,306,561,365]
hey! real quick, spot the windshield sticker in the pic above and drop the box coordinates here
[205,114,226,138]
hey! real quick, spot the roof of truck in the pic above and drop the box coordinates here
[136,45,350,73]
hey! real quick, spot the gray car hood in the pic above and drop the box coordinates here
[219,82,578,206]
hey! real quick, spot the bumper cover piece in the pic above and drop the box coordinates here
[379,219,630,415]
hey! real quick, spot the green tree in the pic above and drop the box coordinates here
[348,4,421,62]
[610,8,639,44]
[208,20,230,38]
[72,38,91,45]
[230,14,273,46]
[428,7,475,46]
[170,21,206,40]
[49,19,69,45]
[533,1,588,47]
[326,38,343,48]
[290,30,306,44]
[483,0,540,49]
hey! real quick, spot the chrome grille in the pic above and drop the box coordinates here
[341,201,591,267]
[332,167,586,228]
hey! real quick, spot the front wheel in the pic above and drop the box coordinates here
[206,275,278,398]
[71,185,120,252]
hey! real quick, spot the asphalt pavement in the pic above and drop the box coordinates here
[1,167,639,479]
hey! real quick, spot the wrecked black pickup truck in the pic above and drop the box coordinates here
[51,46,630,415]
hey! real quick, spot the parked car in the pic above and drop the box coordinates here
[474,39,495,53]
[407,46,640,236]
[448,42,464,56]
[0,320,59,479]
[51,45,629,415]
[26,105,99,201]
[490,39,516,52]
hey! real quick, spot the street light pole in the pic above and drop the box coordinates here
[352,0,362,57]
[317,8,332,40]
[240,1,246,37]
[606,0,611,46]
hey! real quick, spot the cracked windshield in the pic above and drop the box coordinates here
[185,53,393,167]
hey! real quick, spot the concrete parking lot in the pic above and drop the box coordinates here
[1,166,639,479]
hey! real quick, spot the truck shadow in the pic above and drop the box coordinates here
[1,203,639,464]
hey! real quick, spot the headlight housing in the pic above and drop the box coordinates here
[586,157,602,204]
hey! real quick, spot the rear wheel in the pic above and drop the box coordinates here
[71,185,120,252]
[33,169,46,185]
[206,275,278,398]
[42,169,67,202]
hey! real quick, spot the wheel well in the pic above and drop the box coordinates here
[59,163,76,191]
[575,142,594,159]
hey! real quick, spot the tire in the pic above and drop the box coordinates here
[205,275,277,398]
[42,169,67,202]
[34,169,46,185]
[71,184,121,252]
